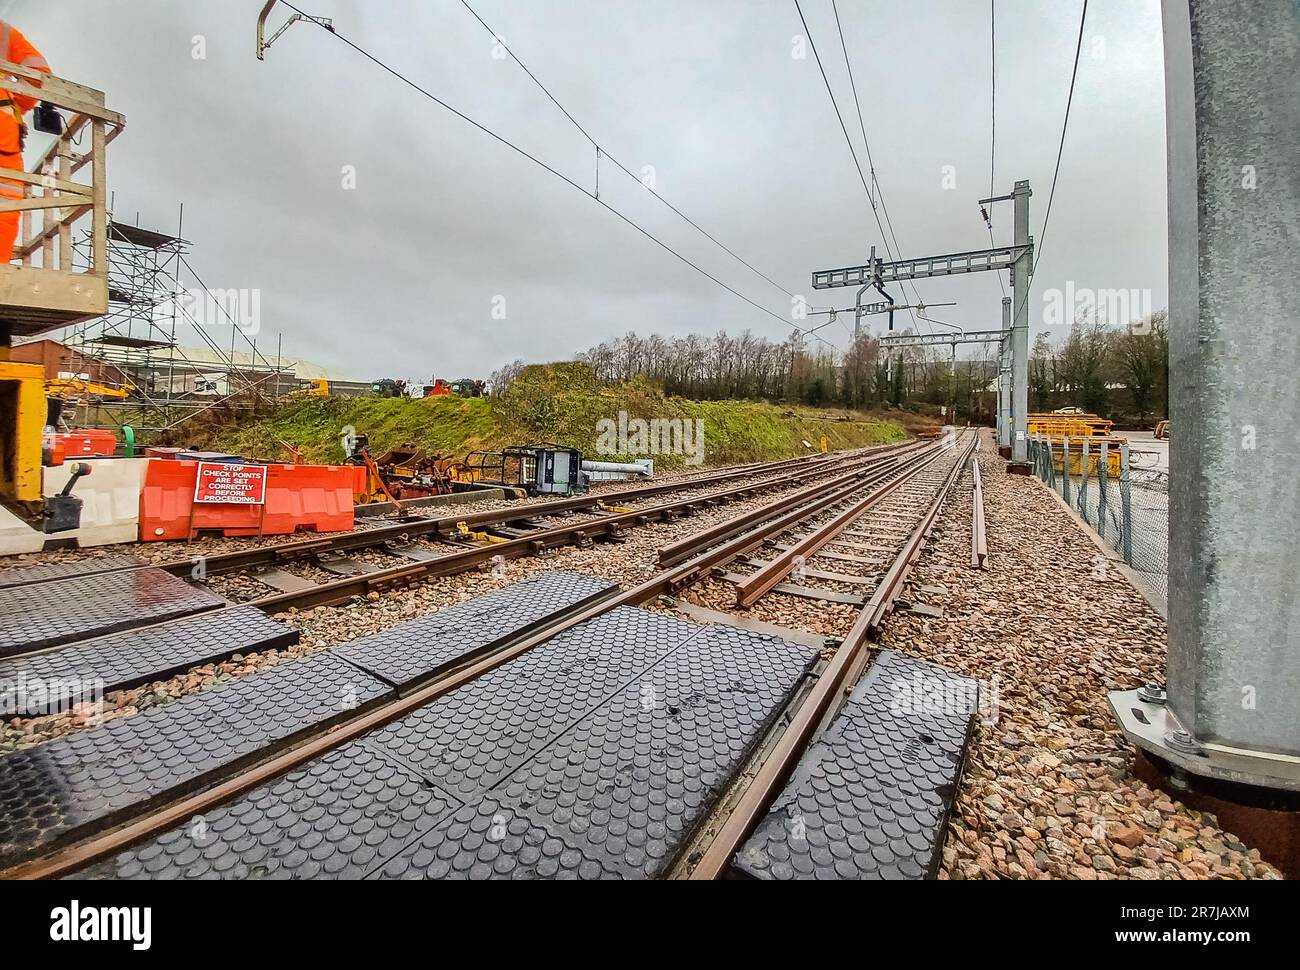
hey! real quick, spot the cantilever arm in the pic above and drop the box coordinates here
[257,1,279,60]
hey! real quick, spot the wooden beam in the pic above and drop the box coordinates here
[0,193,94,213]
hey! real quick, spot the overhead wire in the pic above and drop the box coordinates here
[795,0,925,334]
[457,0,798,303]
[829,0,930,328]
[1009,0,1089,330]
[276,1,839,352]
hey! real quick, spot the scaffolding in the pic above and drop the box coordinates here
[54,210,295,435]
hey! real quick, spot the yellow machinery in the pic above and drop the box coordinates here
[287,378,329,398]
[0,360,48,508]
[45,377,133,401]
[1028,413,1126,477]
[0,62,123,532]
[1048,441,1123,477]
[1026,412,1115,437]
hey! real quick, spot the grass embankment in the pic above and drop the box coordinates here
[211,363,907,469]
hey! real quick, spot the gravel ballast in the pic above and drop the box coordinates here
[880,430,1279,880]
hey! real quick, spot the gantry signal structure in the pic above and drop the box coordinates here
[813,180,1033,463]
[879,297,1013,450]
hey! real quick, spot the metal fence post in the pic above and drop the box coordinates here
[1098,441,1110,543]
[1062,437,1071,504]
[1079,438,1090,521]
[1120,442,1133,565]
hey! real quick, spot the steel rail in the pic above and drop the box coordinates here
[0,451,873,591]
[970,454,987,568]
[687,431,978,880]
[656,440,933,567]
[153,451,867,581]
[244,448,920,612]
[733,441,951,607]
[0,453,905,666]
[2,441,945,880]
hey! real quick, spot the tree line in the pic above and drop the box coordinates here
[488,309,1169,427]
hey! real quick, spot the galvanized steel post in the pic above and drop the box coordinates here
[1116,0,1300,793]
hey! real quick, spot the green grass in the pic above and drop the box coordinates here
[211,364,907,468]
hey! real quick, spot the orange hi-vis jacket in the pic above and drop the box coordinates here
[0,21,51,260]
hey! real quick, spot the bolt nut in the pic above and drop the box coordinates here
[1137,683,1167,705]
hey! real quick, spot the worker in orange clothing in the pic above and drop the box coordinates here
[0,21,51,262]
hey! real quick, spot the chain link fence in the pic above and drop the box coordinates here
[1028,434,1169,606]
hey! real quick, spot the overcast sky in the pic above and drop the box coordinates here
[5,0,1167,382]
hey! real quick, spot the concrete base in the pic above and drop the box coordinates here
[1112,684,1300,874]
[1131,749,1300,878]
[0,457,150,556]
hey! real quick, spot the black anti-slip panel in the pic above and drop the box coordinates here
[733,650,978,880]
[0,606,299,716]
[0,651,390,868]
[75,739,455,880]
[76,592,819,880]
[334,569,613,693]
[0,555,144,589]
[0,567,224,658]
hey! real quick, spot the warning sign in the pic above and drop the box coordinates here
[193,462,268,505]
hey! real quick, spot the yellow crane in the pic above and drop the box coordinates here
[45,377,134,401]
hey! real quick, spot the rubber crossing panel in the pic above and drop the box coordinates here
[487,622,818,879]
[77,600,819,880]
[0,606,299,717]
[0,567,224,658]
[334,569,613,693]
[0,651,391,868]
[362,607,700,801]
[733,650,978,880]
[77,740,456,880]
[0,555,144,589]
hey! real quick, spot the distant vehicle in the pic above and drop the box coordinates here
[1154,420,1170,440]
[287,378,329,398]
[449,378,485,397]
[1053,406,1086,414]
[422,378,485,398]
[371,378,407,398]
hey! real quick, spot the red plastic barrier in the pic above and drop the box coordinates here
[56,430,118,458]
[140,460,367,541]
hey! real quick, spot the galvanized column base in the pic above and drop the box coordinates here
[1109,687,1300,792]
[1109,685,1300,876]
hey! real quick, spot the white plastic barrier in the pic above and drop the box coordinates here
[43,457,151,548]
[0,457,150,556]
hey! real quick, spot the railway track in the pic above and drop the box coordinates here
[0,431,981,880]
[0,445,899,601]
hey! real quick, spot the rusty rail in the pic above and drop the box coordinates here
[733,442,948,608]
[971,453,988,568]
[686,431,978,880]
[3,443,940,879]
